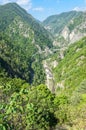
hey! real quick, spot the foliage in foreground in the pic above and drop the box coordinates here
[0,78,57,130]
[0,76,86,130]
[0,37,86,130]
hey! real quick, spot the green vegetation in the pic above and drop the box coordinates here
[0,3,53,49]
[0,78,57,130]
[0,36,86,129]
[0,32,45,85]
[0,3,53,85]
[53,37,86,129]
[43,11,86,47]
[54,37,86,91]
[0,3,86,130]
[43,11,83,35]
[68,13,86,32]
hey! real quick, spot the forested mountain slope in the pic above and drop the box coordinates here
[54,37,86,91]
[52,37,86,129]
[0,37,86,130]
[0,3,53,49]
[0,3,86,130]
[43,11,86,47]
[0,3,53,85]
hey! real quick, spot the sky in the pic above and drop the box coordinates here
[0,0,86,21]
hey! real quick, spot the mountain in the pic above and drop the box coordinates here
[0,3,53,85]
[54,37,86,91]
[43,11,86,47]
[0,37,85,130]
[0,3,53,49]
[52,37,86,129]
[0,3,86,130]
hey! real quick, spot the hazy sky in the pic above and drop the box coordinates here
[0,0,86,21]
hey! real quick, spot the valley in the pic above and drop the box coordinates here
[0,3,86,130]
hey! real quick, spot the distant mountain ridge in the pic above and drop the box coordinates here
[43,11,86,47]
[0,3,53,49]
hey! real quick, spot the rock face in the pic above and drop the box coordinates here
[43,11,86,47]
[43,60,55,93]
[62,26,70,40]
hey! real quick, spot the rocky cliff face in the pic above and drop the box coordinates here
[61,17,86,44]
[43,11,86,47]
